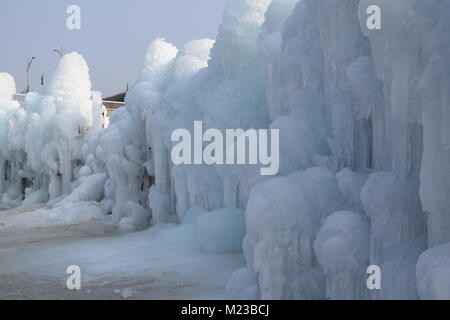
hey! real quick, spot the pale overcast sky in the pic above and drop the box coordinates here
[0,0,225,96]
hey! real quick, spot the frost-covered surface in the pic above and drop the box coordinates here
[225,268,260,300]
[1,0,450,300]
[194,207,246,253]
[313,211,370,300]
[417,244,450,300]
[0,206,243,300]
[1,201,106,230]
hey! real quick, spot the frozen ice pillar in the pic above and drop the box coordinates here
[0,73,17,103]
[0,73,19,196]
[45,52,94,197]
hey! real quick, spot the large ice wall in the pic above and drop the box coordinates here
[1,0,450,300]
[229,0,449,300]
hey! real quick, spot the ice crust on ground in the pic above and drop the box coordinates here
[0,215,243,299]
[1,201,106,230]
[1,0,450,300]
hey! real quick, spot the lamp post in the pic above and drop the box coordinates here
[26,56,36,93]
[40,73,45,94]
[53,45,64,58]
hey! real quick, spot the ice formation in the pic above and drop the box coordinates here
[313,211,370,300]
[2,0,450,300]
[417,243,450,300]
[0,53,107,208]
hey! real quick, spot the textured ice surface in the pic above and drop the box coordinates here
[417,243,450,300]
[0,53,107,208]
[195,207,246,253]
[314,211,370,300]
[244,167,345,299]
[2,201,106,229]
[0,73,17,102]
[0,208,244,300]
[225,268,260,300]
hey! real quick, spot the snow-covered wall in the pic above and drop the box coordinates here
[1,0,450,300]
[244,0,448,300]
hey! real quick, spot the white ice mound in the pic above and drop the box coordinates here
[195,207,246,253]
[0,51,106,208]
[0,73,17,102]
[172,39,215,80]
[314,211,369,272]
[48,52,92,104]
[139,38,179,84]
[245,167,345,299]
[225,268,260,300]
[314,211,370,299]
[416,243,450,300]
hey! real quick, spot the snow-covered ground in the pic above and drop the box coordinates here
[0,204,244,300]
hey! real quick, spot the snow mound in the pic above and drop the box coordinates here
[244,167,345,299]
[0,73,16,102]
[195,207,246,253]
[225,268,260,300]
[3,202,107,230]
[314,211,370,300]
[417,243,450,300]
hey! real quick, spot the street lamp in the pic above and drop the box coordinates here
[53,45,64,58]
[26,56,36,93]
